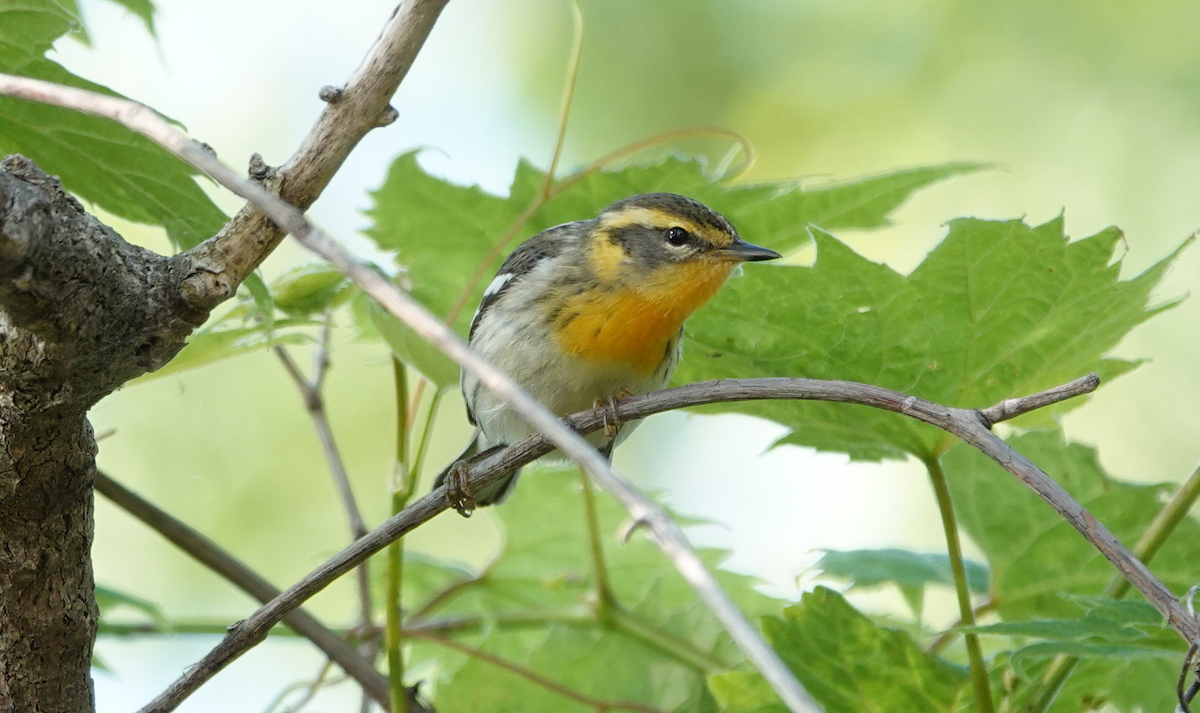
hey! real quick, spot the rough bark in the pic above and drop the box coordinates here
[0,155,204,712]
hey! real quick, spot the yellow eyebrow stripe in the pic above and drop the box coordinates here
[597,206,734,247]
[599,206,700,233]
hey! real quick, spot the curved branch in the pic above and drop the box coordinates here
[142,373,1194,713]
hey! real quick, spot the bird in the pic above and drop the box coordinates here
[434,192,780,516]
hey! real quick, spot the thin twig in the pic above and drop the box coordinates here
[179,0,450,309]
[262,659,336,713]
[605,606,729,673]
[410,573,489,620]
[403,610,593,637]
[92,471,401,710]
[542,0,583,197]
[275,320,369,540]
[273,315,376,711]
[414,634,668,713]
[274,342,371,531]
[976,374,1101,427]
[1181,644,1200,713]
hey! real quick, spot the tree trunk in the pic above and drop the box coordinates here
[0,155,204,712]
[0,413,98,712]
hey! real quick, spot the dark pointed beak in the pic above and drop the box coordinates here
[719,239,782,262]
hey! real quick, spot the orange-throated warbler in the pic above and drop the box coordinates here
[435,192,780,516]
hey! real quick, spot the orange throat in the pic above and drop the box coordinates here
[550,260,736,375]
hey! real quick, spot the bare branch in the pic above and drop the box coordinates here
[274,322,377,705]
[273,340,370,538]
[178,0,450,309]
[92,471,430,713]
[139,374,1196,712]
[976,373,1100,427]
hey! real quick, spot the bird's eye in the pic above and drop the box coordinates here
[665,227,690,246]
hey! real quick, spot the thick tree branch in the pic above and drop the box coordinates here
[177,0,449,309]
[0,156,206,713]
[0,157,204,400]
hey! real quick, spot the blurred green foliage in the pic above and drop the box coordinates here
[2,0,1199,711]
[508,0,1200,186]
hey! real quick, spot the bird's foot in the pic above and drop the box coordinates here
[594,396,621,440]
[593,389,634,440]
[443,461,476,518]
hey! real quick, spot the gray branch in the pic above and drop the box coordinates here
[92,471,437,713]
[138,374,1199,713]
[175,0,449,310]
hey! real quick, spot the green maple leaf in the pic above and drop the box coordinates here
[677,218,1185,460]
[0,0,227,251]
[363,152,979,387]
[709,587,966,713]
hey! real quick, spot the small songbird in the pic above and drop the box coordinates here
[435,192,780,515]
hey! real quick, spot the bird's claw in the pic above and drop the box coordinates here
[444,462,476,518]
[593,396,620,440]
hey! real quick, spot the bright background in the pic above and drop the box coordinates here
[52,0,1200,710]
